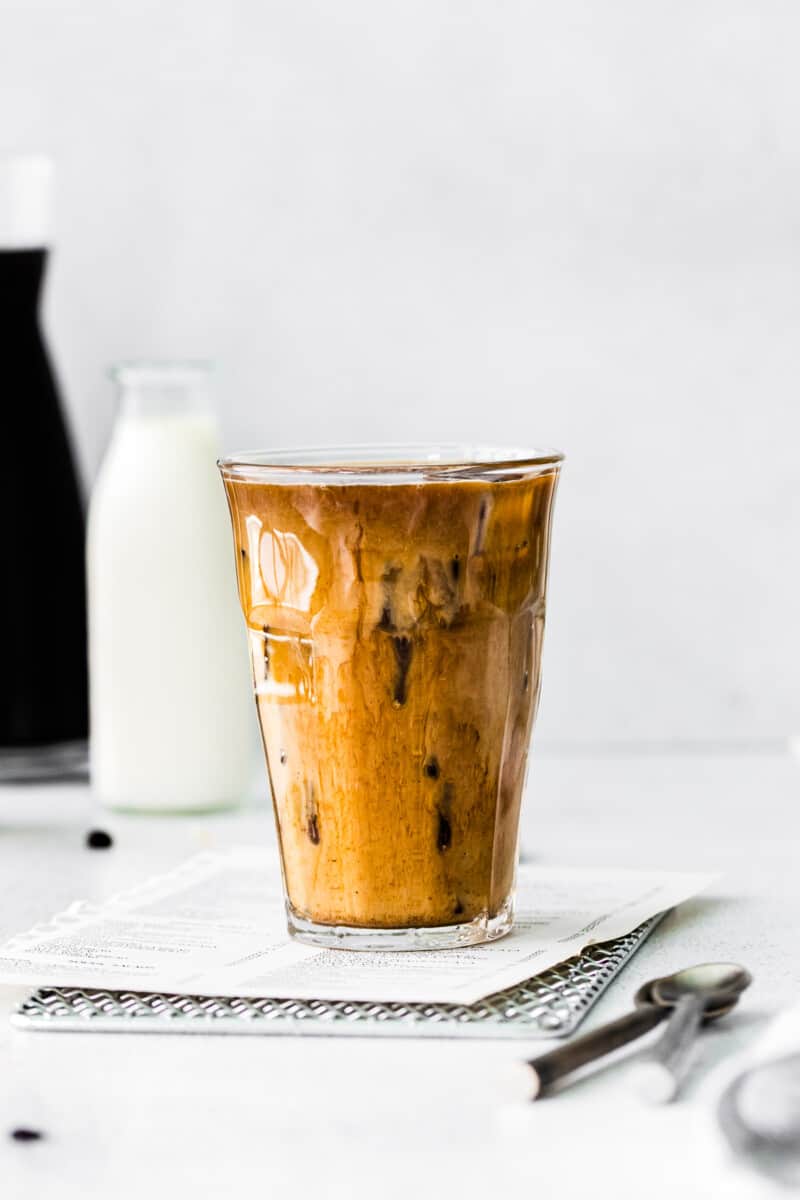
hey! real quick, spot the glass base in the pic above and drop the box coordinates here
[286,894,514,951]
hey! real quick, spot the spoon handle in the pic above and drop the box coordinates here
[525,1005,665,1099]
[630,994,705,1103]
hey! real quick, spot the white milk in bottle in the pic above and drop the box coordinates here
[87,363,254,810]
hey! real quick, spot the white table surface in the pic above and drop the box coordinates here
[1,749,797,1200]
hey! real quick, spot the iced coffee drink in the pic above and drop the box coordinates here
[220,446,562,950]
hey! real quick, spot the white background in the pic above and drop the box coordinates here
[3,0,798,744]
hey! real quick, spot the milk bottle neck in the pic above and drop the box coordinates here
[112,364,215,423]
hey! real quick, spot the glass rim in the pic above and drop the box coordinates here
[218,443,564,481]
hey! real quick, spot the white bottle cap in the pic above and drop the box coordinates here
[0,153,53,248]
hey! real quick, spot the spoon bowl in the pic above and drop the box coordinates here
[634,976,743,1023]
[652,963,752,1010]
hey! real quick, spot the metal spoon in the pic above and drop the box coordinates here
[524,962,749,1100]
[630,962,752,1103]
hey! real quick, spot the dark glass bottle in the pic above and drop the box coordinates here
[0,160,88,767]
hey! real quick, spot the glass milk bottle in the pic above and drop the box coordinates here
[87,363,254,810]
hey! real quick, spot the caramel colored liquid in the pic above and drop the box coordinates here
[224,470,559,928]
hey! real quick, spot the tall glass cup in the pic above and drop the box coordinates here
[219,445,562,950]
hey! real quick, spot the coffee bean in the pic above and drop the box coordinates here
[86,829,113,850]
